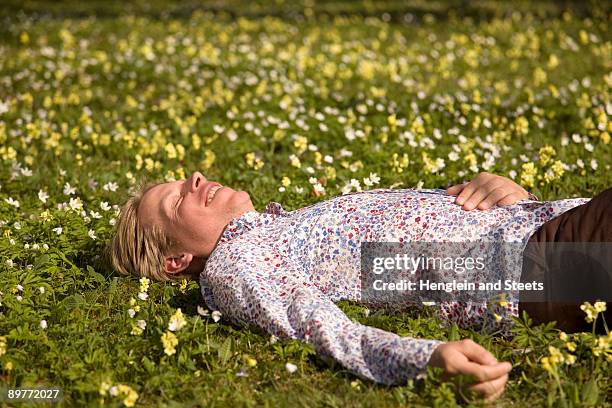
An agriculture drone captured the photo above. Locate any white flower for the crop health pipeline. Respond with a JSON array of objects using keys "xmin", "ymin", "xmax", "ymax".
[
  {"xmin": 227, "ymin": 129, "xmax": 238, "ymax": 141},
  {"xmin": 590, "ymin": 159, "xmax": 598, "ymax": 170},
  {"xmin": 52, "ymin": 227, "xmax": 63, "ymax": 235},
  {"xmin": 0, "ymin": 99, "xmax": 8, "ymax": 114},
  {"xmin": 128, "ymin": 308, "xmax": 136, "ymax": 318},
  {"xmin": 43, "ymin": 244, "xmax": 49, "ymax": 250},
  {"xmin": 4, "ymin": 197, "xmax": 19, "ymax": 208},
  {"xmin": 63, "ymin": 183, "xmax": 76, "ymax": 196},
  {"xmin": 137, "ymin": 292, "xmax": 148, "ymax": 301},
  {"xmin": 13, "ymin": 222, "xmax": 21, "ymax": 230},
  {"xmin": 16, "ymin": 295, "xmax": 22, "ymax": 301},
  {"xmin": 103, "ymin": 182, "xmax": 118, "ymax": 192},
  {"xmin": 16, "ymin": 284, "xmax": 23, "ymax": 291},
  {"xmin": 32, "ymin": 243, "xmax": 39, "ymax": 250},
  {"xmin": 39, "ymin": 286, "xmax": 45, "ymax": 294},
  {"xmin": 88, "ymin": 179, "xmax": 98, "ymax": 190},
  {"xmin": 136, "ymin": 320, "xmax": 146, "ymax": 330},
  {"xmin": 109, "ymin": 218, "xmax": 116, "ymax": 226},
  {"xmin": 197, "ymin": 306, "xmax": 209, "ymax": 317},
  {"xmin": 88, "ymin": 229, "xmax": 97, "ymax": 240},
  {"xmin": 109, "ymin": 386, "xmax": 119, "ymax": 397},
  {"xmin": 90, "ymin": 211, "xmax": 102, "ymax": 219},
  {"xmin": 313, "ymin": 183, "xmax": 325, "ymax": 195},
  {"xmin": 100, "ymin": 201, "xmax": 111, "ymax": 211},
  {"xmin": 285, "ymin": 362, "xmax": 298, "ymax": 373},
  {"xmin": 508, "ymin": 170, "xmax": 517, "ymax": 179},
  {"xmin": 69, "ymin": 197, "xmax": 83, "ymax": 211},
  {"xmin": 269, "ymin": 335, "xmax": 278, "ymax": 344},
  {"xmin": 38, "ymin": 190, "xmax": 49, "ymax": 203},
  {"xmin": 40, "ymin": 320, "xmax": 47, "ymax": 329},
  {"xmin": 211, "ymin": 310, "xmax": 222, "ymax": 322}
]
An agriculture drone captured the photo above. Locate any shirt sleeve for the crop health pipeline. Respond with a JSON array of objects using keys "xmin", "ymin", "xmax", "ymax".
[{"xmin": 202, "ymin": 242, "xmax": 445, "ymax": 386}]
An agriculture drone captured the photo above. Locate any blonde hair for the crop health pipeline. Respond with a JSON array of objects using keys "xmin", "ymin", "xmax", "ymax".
[{"xmin": 106, "ymin": 179, "xmax": 194, "ymax": 282}]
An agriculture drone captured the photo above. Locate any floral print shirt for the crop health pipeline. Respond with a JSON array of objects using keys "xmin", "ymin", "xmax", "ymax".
[{"xmin": 199, "ymin": 188, "xmax": 589, "ymax": 385}]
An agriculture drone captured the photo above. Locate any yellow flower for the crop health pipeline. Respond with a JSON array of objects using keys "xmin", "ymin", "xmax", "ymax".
[
  {"xmin": 161, "ymin": 331, "xmax": 178, "ymax": 356},
  {"xmin": 565, "ymin": 342, "xmax": 576, "ymax": 352},
  {"xmin": 390, "ymin": 153, "xmax": 409, "ymax": 173},
  {"xmin": 4, "ymin": 361, "xmax": 13, "ymax": 371},
  {"xmin": 541, "ymin": 356, "xmax": 554, "ymax": 374},
  {"xmin": 580, "ymin": 301, "xmax": 599, "ymax": 323},
  {"xmin": 201, "ymin": 150, "xmax": 216, "ymax": 170},
  {"xmin": 0, "ymin": 336, "xmax": 7, "ymax": 357},
  {"xmin": 548, "ymin": 346, "xmax": 564, "ymax": 365},
  {"xmin": 99, "ymin": 381, "xmax": 111, "ymax": 396},
  {"xmin": 39, "ymin": 210, "xmax": 53, "ymax": 223},
  {"xmin": 117, "ymin": 384, "xmax": 138, "ymax": 407},
  {"xmin": 281, "ymin": 177, "xmax": 291, "ymax": 187},
  {"xmin": 244, "ymin": 355, "xmax": 257, "ymax": 367},
  {"xmin": 168, "ymin": 308, "xmax": 187, "ymax": 332},
  {"xmin": 564, "ymin": 353, "xmax": 576, "ymax": 365},
  {"xmin": 538, "ymin": 146, "xmax": 556, "ymax": 166},
  {"xmin": 245, "ymin": 152, "xmax": 264, "ymax": 170},
  {"xmin": 592, "ymin": 333, "xmax": 611, "ymax": 360},
  {"xmin": 593, "ymin": 301, "xmax": 607, "ymax": 313},
  {"xmin": 559, "ymin": 331, "xmax": 568, "ymax": 341},
  {"xmin": 520, "ymin": 162, "xmax": 537, "ymax": 188},
  {"xmin": 515, "ymin": 116, "xmax": 529, "ymax": 136},
  {"xmin": 139, "ymin": 277, "xmax": 150, "ymax": 293},
  {"xmin": 293, "ymin": 136, "xmax": 308, "ymax": 155}
]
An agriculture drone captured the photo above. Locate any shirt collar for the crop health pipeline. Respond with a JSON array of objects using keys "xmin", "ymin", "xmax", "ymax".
[{"xmin": 218, "ymin": 201, "xmax": 287, "ymax": 243}]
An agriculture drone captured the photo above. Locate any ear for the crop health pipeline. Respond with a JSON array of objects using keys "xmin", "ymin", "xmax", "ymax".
[{"xmin": 164, "ymin": 252, "xmax": 194, "ymax": 274}]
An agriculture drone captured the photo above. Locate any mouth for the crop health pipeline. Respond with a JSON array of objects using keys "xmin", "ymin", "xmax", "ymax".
[{"xmin": 204, "ymin": 183, "xmax": 223, "ymax": 206}]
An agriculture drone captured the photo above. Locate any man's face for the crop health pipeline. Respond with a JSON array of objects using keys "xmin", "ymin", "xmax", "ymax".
[{"xmin": 138, "ymin": 171, "xmax": 255, "ymax": 262}]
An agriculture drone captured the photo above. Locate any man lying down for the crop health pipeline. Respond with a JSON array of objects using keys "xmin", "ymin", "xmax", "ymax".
[{"xmin": 107, "ymin": 170, "xmax": 612, "ymax": 402}]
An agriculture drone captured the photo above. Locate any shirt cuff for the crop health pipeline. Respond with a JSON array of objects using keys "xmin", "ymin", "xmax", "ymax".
[{"xmin": 527, "ymin": 192, "xmax": 540, "ymax": 201}]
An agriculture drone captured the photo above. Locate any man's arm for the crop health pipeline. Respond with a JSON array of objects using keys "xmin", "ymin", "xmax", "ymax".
[
  {"xmin": 203, "ymin": 243, "xmax": 442, "ymax": 385},
  {"xmin": 446, "ymin": 171, "xmax": 538, "ymax": 211},
  {"xmin": 203, "ymin": 243, "xmax": 510, "ymax": 399}
]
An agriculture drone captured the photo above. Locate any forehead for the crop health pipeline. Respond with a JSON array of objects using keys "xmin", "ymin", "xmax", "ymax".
[{"xmin": 139, "ymin": 181, "xmax": 180, "ymax": 225}]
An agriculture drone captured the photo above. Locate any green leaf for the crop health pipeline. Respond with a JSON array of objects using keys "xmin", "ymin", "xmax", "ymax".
[
  {"xmin": 581, "ymin": 378, "xmax": 599, "ymax": 405},
  {"xmin": 218, "ymin": 337, "xmax": 232, "ymax": 366},
  {"xmin": 86, "ymin": 265, "xmax": 106, "ymax": 284}
]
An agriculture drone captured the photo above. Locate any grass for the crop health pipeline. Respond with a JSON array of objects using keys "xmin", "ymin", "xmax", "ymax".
[{"xmin": 0, "ymin": 0, "xmax": 610, "ymax": 406}]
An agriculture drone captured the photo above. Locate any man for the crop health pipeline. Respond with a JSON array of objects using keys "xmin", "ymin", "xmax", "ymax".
[{"xmin": 108, "ymin": 170, "xmax": 611, "ymax": 402}]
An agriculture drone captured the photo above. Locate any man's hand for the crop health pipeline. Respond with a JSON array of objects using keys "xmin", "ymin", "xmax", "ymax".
[
  {"xmin": 428, "ymin": 339, "xmax": 512, "ymax": 402},
  {"xmin": 446, "ymin": 172, "xmax": 529, "ymax": 211}
]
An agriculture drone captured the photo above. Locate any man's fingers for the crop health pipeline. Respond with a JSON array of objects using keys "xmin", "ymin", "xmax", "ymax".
[
  {"xmin": 456, "ymin": 361, "xmax": 512, "ymax": 383},
  {"xmin": 476, "ymin": 188, "xmax": 514, "ymax": 210},
  {"xmin": 497, "ymin": 191, "xmax": 528, "ymax": 206},
  {"xmin": 469, "ymin": 373, "xmax": 508, "ymax": 401},
  {"xmin": 458, "ymin": 339, "xmax": 498, "ymax": 365},
  {"xmin": 447, "ymin": 182, "xmax": 467, "ymax": 195},
  {"xmin": 458, "ymin": 179, "xmax": 504, "ymax": 210}
]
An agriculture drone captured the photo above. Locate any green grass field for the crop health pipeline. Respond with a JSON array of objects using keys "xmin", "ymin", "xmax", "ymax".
[{"xmin": 0, "ymin": 1, "xmax": 610, "ymax": 406}]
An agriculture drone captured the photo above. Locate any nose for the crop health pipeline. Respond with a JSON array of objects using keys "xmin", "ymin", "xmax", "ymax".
[{"xmin": 188, "ymin": 171, "xmax": 206, "ymax": 193}]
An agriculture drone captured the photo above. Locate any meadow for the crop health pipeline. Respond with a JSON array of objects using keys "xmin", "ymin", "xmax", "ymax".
[{"xmin": 0, "ymin": 1, "xmax": 610, "ymax": 406}]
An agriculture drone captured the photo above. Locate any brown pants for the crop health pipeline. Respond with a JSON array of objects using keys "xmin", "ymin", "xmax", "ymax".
[{"xmin": 519, "ymin": 187, "xmax": 612, "ymax": 333}]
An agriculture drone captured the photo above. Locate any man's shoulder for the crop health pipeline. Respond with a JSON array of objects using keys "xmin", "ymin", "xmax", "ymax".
[{"xmin": 205, "ymin": 233, "xmax": 276, "ymax": 273}]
